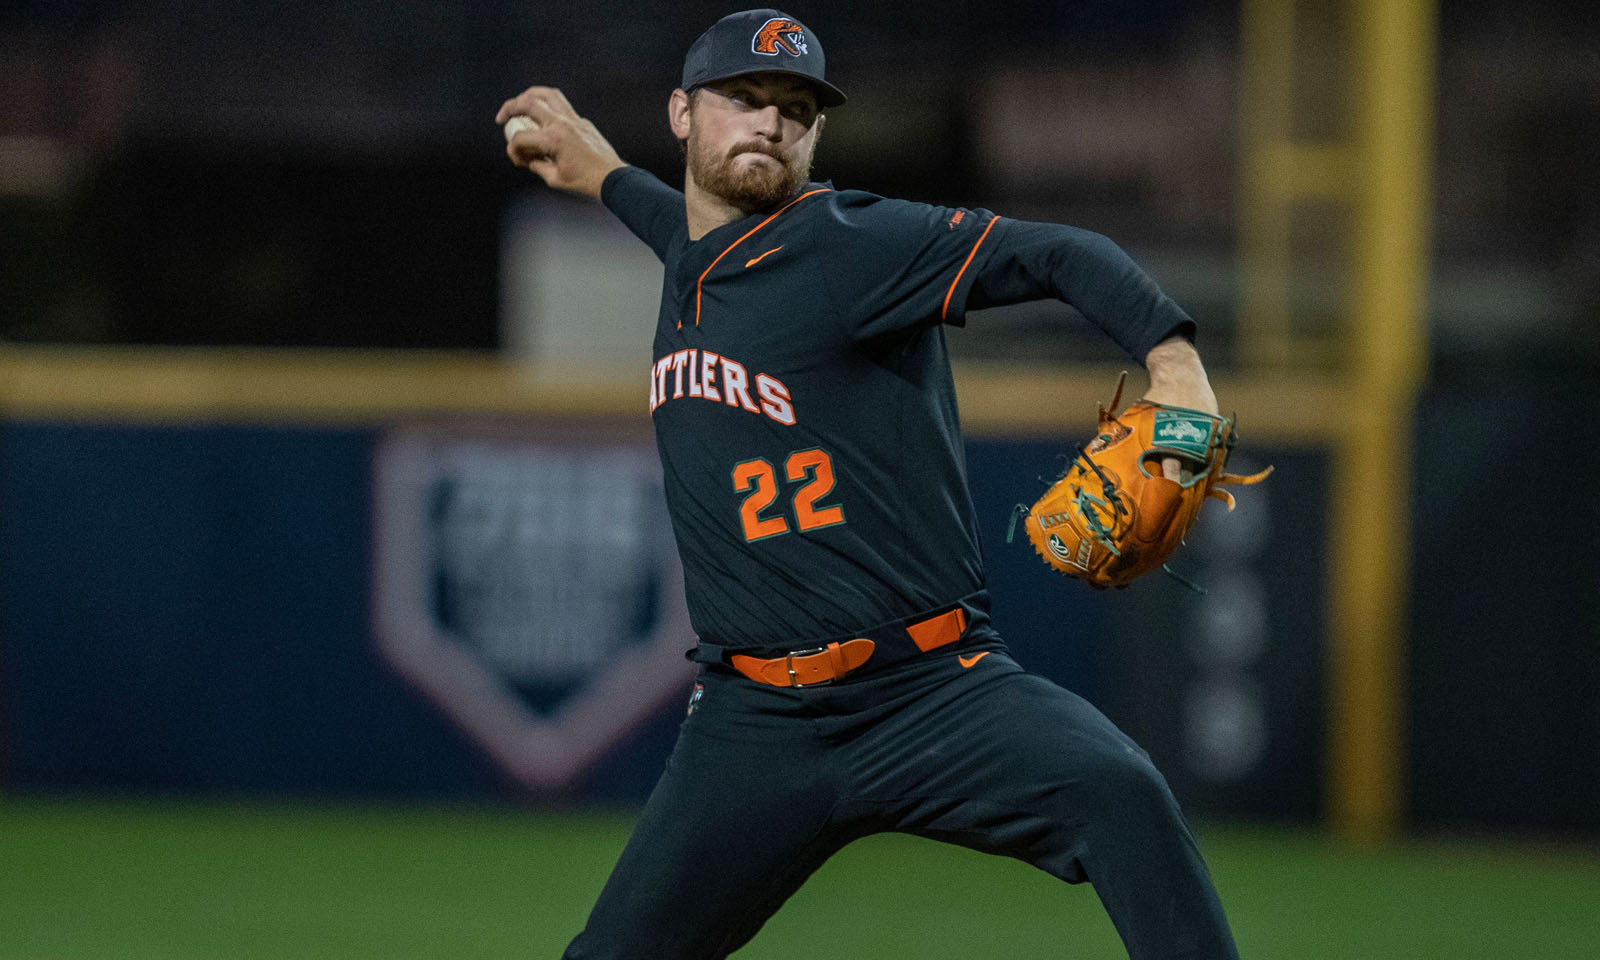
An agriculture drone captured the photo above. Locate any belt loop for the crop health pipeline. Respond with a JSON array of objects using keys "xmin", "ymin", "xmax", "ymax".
[
  {"xmin": 906, "ymin": 606, "xmax": 968, "ymax": 652},
  {"xmin": 826, "ymin": 641, "xmax": 848, "ymax": 678},
  {"xmin": 689, "ymin": 641, "xmax": 732, "ymax": 665}
]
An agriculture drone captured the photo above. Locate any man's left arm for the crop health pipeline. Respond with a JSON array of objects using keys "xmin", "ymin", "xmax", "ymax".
[
  {"xmin": 837, "ymin": 200, "xmax": 1197, "ymax": 370},
  {"xmin": 964, "ymin": 218, "xmax": 1220, "ymax": 480},
  {"xmin": 965, "ymin": 218, "xmax": 1197, "ymax": 368}
]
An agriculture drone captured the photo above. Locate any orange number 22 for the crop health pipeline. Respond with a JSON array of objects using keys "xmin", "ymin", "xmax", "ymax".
[{"xmin": 732, "ymin": 448, "xmax": 846, "ymax": 542}]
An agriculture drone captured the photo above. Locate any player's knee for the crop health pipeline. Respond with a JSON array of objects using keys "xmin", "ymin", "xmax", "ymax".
[{"xmin": 1077, "ymin": 742, "xmax": 1183, "ymax": 825}]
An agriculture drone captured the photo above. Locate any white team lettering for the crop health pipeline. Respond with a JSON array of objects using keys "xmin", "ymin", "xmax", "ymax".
[
  {"xmin": 720, "ymin": 358, "xmax": 759, "ymax": 412},
  {"xmin": 756, "ymin": 374, "xmax": 795, "ymax": 425},
  {"xmin": 651, "ymin": 355, "xmax": 673, "ymax": 411},
  {"xmin": 700, "ymin": 350, "xmax": 721, "ymax": 402},
  {"xmin": 670, "ymin": 350, "xmax": 691, "ymax": 398},
  {"xmin": 647, "ymin": 352, "xmax": 796, "ymax": 425}
]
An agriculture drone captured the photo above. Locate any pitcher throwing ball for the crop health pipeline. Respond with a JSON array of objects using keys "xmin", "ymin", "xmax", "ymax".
[{"xmin": 499, "ymin": 9, "xmax": 1241, "ymax": 959}]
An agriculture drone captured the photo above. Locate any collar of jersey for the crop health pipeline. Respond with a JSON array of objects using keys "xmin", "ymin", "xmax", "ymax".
[
  {"xmin": 685, "ymin": 180, "xmax": 834, "ymax": 248},
  {"xmin": 682, "ymin": 182, "xmax": 833, "ymax": 329}
]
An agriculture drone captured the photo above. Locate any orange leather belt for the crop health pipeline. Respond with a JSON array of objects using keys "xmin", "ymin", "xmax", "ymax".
[
  {"xmin": 727, "ymin": 606, "xmax": 968, "ymax": 687},
  {"xmin": 730, "ymin": 639, "xmax": 876, "ymax": 687}
]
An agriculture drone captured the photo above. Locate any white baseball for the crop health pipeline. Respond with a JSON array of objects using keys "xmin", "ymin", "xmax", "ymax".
[{"xmin": 503, "ymin": 115, "xmax": 538, "ymax": 142}]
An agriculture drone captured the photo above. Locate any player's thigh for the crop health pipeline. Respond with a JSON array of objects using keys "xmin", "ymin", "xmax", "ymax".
[
  {"xmin": 878, "ymin": 657, "xmax": 1151, "ymax": 793},
  {"xmin": 934, "ymin": 668, "xmax": 1235, "ymax": 957},
  {"xmin": 880, "ymin": 662, "xmax": 1182, "ymax": 867},
  {"xmin": 976, "ymin": 669, "xmax": 1181, "ymax": 825}
]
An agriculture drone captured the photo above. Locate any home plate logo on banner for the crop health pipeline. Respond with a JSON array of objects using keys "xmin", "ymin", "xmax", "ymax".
[{"xmin": 370, "ymin": 417, "xmax": 695, "ymax": 791}]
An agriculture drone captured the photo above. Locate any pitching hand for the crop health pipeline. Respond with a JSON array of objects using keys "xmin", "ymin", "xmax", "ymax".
[{"xmin": 496, "ymin": 86, "xmax": 627, "ymax": 199}]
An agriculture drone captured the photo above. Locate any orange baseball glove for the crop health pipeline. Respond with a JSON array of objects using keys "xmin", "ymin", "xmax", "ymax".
[{"xmin": 1009, "ymin": 373, "xmax": 1272, "ymax": 590}]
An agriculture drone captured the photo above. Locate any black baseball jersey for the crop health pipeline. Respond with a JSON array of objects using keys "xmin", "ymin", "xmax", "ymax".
[{"xmin": 601, "ymin": 166, "xmax": 1194, "ymax": 651}]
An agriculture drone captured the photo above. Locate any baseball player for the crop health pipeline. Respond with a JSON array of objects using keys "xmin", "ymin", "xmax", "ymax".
[{"xmin": 498, "ymin": 9, "xmax": 1239, "ymax": 959}]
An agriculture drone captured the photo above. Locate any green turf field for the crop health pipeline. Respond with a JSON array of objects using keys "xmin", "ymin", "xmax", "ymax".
[{"xmin": 2, "ymin": 797, "xmax": 1595, "ymax": 958}]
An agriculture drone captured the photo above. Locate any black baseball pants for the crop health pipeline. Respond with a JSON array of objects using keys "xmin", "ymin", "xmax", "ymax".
[{"xmin": 561, "ymin": 642, "xmax": 1240, "ymax": 959}]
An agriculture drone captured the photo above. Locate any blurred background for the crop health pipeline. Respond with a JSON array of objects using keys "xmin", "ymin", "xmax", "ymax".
[{"xmin": 2, "ymin": 1, "xmax": 1597, "ymax": 956}]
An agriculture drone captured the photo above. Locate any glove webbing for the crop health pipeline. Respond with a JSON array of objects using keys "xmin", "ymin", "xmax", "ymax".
[
  {"xmin": 1004, "ymin": 434, "xmax": 1124, "ymax": 546},
  {"xmin": 1072, "ymin": 441, "xmax": 1126, "ymax": 554}
]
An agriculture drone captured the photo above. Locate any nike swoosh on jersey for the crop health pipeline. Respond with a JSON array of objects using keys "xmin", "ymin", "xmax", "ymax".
[
  {"xmin": 744, "ymin": 246, "xmax": 783, "ymax": 268},
  {"xmin": 958, "ymin": 652, "xmax": 990, "ymax": 669}
]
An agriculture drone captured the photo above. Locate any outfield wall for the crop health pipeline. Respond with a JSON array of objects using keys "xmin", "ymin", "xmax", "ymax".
[
  {"xmin": 0, "ymin": 352, "xmax": 1594, "ymax": 833},
  {"xmin": 0, "ymin": 414, "xmax": 1315, "ymax": 811}
]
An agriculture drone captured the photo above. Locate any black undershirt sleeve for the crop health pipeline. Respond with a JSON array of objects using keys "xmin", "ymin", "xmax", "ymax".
[{"xmin": 966, "ymin": 218, "xmax": 1196, "ymax": 365}]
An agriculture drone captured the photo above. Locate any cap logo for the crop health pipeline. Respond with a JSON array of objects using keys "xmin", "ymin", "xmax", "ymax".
[{"xmin": 752, "ymin": 17, "xmax": 808, "ymax": 56}]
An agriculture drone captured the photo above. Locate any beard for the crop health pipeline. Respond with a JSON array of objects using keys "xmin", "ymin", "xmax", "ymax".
[{"xmin": 687, "ymin": 134, "xmax": 812, "ymax": 214}]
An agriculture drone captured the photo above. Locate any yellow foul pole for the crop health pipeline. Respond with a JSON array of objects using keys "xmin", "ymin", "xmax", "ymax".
[
  {"xmin": 1239, "ymin": 0, "xmax": 1435, "ymax": 841},
  {"xmin": 1328, "ymin": 0, "xmax": 1436, "ymax": 842}
]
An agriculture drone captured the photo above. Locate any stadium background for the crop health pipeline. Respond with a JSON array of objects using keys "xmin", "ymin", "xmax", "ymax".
[{"xmin": 2, "ymin": 0, "xmax": 1596, "ymax": 956}]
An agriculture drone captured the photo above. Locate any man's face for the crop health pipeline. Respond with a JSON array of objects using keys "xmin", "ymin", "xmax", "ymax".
[{"xmin": 679, "ymin": 73, "xmax": 824, "ymax": 213}]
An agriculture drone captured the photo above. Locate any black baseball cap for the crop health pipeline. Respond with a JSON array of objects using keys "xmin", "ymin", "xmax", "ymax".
[{"xmin": 680, "ymin": 9, "xmax": 846, "ymax": 108}]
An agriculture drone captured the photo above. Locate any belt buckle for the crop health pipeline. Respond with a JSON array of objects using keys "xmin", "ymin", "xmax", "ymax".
[{"xmin": 785, "ymin": 645, "xmax": 830, "ymax": 687}]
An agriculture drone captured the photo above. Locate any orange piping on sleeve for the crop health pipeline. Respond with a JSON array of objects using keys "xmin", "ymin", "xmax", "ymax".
[
  {"xmin": 941, "ymin": 215, "xmax": 1001, "ymax": 321},
  {"xmin": 689, "ymin": 188, "xmax": 833, "ymax": 329}
]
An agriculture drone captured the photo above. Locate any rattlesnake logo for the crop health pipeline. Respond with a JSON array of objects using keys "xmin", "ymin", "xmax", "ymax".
[{"xmin": 751, "ymin": 17, "xmax": 808, "ymax": 56}]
